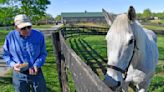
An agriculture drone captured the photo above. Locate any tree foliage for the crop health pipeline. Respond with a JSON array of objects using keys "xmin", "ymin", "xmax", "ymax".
[
  {"xmin": 0, "ymin": 7, "xmax": 20, "ymax": 26},
  {"xmin": 0, "ymin": 0, "xmax": 51, "ymax": 26},
  {"xmin": 0, "ymin": 0, "xmax": 5, "ymax": 3},
  {"xmin": 153, "ymin": 12, "xmax": 164, "ymax": 19},
  {"xmin": 19, "ymin": 0, "xmax": 50, "ymax": 18},
  {"xmin": 55, "ymin": 15, "xmax": 61, "ymax": 22},
  {"xmin": 36, "ymin": 14, "xmax": 54, "ymax": 25},
  {"xmin": 143, "ymin": 9, "xmax": 152, "ymax": 19},
  {"xmin": 136, "ymin": 13, "xmax": 143, "ymax": 19},
  {"xmin": 136, "ymin": 9, "xmax": 164, "ymax": 20}
]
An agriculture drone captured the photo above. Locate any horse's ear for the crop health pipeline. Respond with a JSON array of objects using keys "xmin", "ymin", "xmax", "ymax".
[
  {"xmin": 102, "ymin": 8, "xmax": 115, "ymax": 25},
  {"xmin": 128, "ymin": 6, "xmax": 136, "ymax": 21}
]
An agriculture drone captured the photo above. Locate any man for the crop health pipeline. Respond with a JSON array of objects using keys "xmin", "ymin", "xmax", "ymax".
[{"xmin": 3, "ymin": 14, "xmax": 47, "ymax": 92}]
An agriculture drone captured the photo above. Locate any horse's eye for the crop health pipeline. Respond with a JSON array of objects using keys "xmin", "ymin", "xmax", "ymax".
[{"xmin": 128, "ymin": 39, "xmax": 134, "ymax": 45}]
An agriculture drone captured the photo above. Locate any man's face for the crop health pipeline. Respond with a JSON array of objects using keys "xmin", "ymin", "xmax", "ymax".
[{"xmin": 17, "ymin": 26, "xmax": 32, "ymax": 37}]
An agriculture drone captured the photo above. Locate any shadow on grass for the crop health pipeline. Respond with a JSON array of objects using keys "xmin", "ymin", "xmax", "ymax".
[
  {"xmin": 69, "ymin": 37, "xmax": 107, "ymax": 76},
  {"xmin": 158, "ymin": 47, "xmax": 164, "ymax": 60},
  {"xmin": 0, "ymin": 76, "xmax": 12, "ymax": 84},
  {"xmin": 79, "ymin": 39, "xmax": 107, "ymax": 75},
  {"xmin": 70, "ymin": 37, "xmax": 99, "ymax": 75},
  {"xmin": 81, "ymin": 39, "xmax": 107, "ymax": 63},
  {"xmin": 76, "ymin": 38, "xmax": 100, "ymax": 75}
]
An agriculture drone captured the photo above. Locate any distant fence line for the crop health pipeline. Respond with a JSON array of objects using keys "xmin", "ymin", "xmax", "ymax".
[
  {"xmin": 52, "ymin": 26, "xmax": 113, "ymax": 92},
  {"xmin": 0, "ymin": 26, "xmax": 13, "ymax": 31},
  {"xmin": 63, "ymin": 25, "xmax": 109, "ymax": 36},
  {"xmin": 61, "ymin": 25, "xmax": 164, "ymax": 35},
  {"xmin": 153, "ymin": 30, "xmax": 164, "ymax": 35}
]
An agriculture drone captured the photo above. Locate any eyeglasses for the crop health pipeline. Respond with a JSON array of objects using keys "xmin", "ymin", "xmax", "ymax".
[{"xmin": 20, "ymin": 26, "xmax": 31, "ymax": 31}]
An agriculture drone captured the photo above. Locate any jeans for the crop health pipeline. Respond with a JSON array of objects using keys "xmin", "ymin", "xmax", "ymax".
[{"xmin": 12, "ymin": 69, "xmax": 46, "ymax": 92}]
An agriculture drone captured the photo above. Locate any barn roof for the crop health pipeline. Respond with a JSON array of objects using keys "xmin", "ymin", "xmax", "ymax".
[{"xmin": 61, "ymin": 12, "xmax": 104, "ymax": 18}]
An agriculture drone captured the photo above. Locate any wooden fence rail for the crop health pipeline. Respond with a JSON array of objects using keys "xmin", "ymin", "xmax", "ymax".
[
  {"xmin": 52, "ymin": 32, "xmax": 70, "ymax": 92},
  {"xmin": 52, "ymin": 26, "xmax": 113, "ymax": 92},
  {"xmin": 51, "ymin": 26, "xmax": 164, "ymax": 92}
]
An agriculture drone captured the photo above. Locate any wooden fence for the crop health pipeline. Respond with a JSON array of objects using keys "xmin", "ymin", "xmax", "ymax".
[{"xmin": 52, "ymin": 26, "xmax": 113, "ymax": 92}]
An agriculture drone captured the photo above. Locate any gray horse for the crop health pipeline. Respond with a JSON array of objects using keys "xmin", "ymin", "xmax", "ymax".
[{"xmin": 103, "ymin": 6, "xmax": 158, "ymax": 92}]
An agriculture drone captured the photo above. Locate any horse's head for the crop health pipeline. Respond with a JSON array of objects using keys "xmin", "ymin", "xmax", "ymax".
[{"xmin": 103, "ymin": 6, "xmax": 137, "ymax": 90}]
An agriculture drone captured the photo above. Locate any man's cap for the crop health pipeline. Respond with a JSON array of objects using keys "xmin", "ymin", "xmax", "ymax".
[{"xmin": 14, "ymin": 14, "xmax": 32, "ymax": 29}]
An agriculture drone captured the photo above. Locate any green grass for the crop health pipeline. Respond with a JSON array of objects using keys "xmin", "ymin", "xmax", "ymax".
[
  {"xmin": 0, "ymin": 30, "xmax": 13, "ymax": 92},
  {"xmin": 0, "ymin": 69, "xmax": 14, "ymax": 92},
  {"xmin": 0, "ymin": 28, "xmax": 63, "ymax": 91},
  {"xmin": 74, "ymin": 23, "xmax": 108, "ymax": 28},
  {"xmin": 33, "ymin": 24, "xmax": 54, "ymax": 30},
  {"xmin": 157, "ymin": 35, "xmax": 164, "ymax": 60},
  {"xmin": 67, "ymin": 35, "xmax": 107, "ymax": 80},
  {"xmin": 0, "ymin": 35, "xmax": 61, "ymax": 92},
  {"xmin": 148, "ymin": 76, "xmax": 164, "ymax": 92},
  {"xmin": 0, "ymin": 29, "xmax": 163, "ymax": 91},
  {"xmin": 44, "ymin": 36, "xmax": 75, "ymax": 92},
  {"xmin": 144, "ymin": 25, "xmax": 164, "ymax": 30},
  {"xmin": 43, "ymin": 37, "xmax": 61, "ymax": 92},
  {"xmin": 66, "ymin": 34, "xmax": 164, "ymax": 92},
  {"xmin": 0, "ymin": 34, "xmax": 75, "ymax": 92},
  {"xmin": 150, "ymin": 19, "xmax": 164, "ymax": 25},
  {"xmin": 0, "ymin": 30, "xmax": 9, "ymax": 46}
]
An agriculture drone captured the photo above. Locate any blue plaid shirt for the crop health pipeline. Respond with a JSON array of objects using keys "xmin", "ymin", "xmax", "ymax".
[{"xmin": 3, "ymin": 29, "xmax": 47, "ymax": 68}]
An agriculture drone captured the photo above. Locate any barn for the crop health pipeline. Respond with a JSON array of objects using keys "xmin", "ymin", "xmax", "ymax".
[{"xmin": 61, "ymin": 11, "xmax": 107, "ymax": 24}]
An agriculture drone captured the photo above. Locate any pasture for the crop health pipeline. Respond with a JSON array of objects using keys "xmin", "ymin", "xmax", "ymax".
[
  {"xmin": 67, "ymin": 34, "xmax": 164, "ymax": 92},
  {"xmin": 144, "ymin": 25, "xmax": 164, "ymax": 31},
  {"xmin": 0, "ymin": 29, "xmax": 163, "ymax": 92}
]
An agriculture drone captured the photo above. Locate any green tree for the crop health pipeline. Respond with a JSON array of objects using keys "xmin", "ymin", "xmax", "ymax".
[
  {"xmin": 143, "ymin": 9, "xmax": 152, "ymax": 19},
  {"xmin": 55, "ymin": 15, "xmax": 61, "ymax": 22},
  {"xmin": 19, "ymin": 0, "xmax": 51, "ymax": 22},
  {"xmin": 155, "ymin": 12, "xmax": 164, "ymax": 19},
  {"xmin": 0, "ymin": 0, "xmax": 6, "ymax": 3},
  {"xmin": 1, "ymin": 0, "xmax": 51, "ymax": 25},
  {"xmin": 35, "ymin": 13, "xmax": 54, "ymax": 25},
  {"xmin": 0, "ymin": 6, "xmax": 20, "ymax": 26},
  {"xmin": 44, "ymin": 14, "xmax": 54, "ymax": 24},
  {"xmin": 136, "ymin": 13, "xmax": 143, "ymax": 20}
]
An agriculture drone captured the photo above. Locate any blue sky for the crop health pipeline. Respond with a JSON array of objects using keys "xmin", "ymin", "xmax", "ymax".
[{"xmin": 46, "ymin": 0, "xmax": 164, "ymax": 17}]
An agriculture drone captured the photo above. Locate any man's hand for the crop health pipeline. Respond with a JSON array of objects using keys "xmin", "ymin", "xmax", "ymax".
[
  {"xmin": 13, "ymin": 64, "xmax": 21, "ymax": 72},
  {"xmin": 34, "ymin": 66, "xmax": 38, "ymax": 74},
  {"xmin": 29, "ymin": 66, "xmax": 38, "ymax": 75}
]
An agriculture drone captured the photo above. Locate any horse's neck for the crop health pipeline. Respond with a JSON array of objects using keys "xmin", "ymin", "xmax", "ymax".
[
  {"xmin": 131, "ymin": 22, "xmax": 148, "ymax": 62},
  {"xmin": 130, "ymin": 22, "xmax": 158, "ymax": 73}
]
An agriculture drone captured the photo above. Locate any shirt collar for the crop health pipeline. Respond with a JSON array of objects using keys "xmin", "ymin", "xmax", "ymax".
[{"xmin": 14, "ymin": 29, "xmax": 32, "ymax": 38}]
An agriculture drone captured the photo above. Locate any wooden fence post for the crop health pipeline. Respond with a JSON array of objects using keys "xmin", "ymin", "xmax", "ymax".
[
  {"xmin": 52, "ymin": 32, "xmax": 62, "ymax": 91},
  {"xmin": 52, "ymin": 26, "xmax": 114, "ymax": 92},
  {"xmin": 52, "ymin": 32, "xmax": 70, "ymax": 92}
]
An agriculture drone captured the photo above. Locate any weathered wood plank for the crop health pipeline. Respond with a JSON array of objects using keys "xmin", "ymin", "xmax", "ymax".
[
  {"xmin": 52, "ymin": 32, "xmax": 70, "ymax": 92},
  {"xmin": 59, "ymin": 32, "xmax": 113, "ymax": 92}
]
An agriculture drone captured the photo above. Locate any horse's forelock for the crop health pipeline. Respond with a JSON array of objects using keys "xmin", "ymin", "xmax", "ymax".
[{"xmin": 110, "ymin": 14, "xmax": 132, "ymax": 34}]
